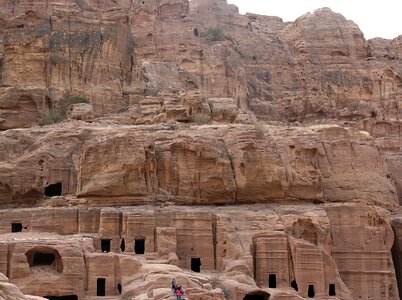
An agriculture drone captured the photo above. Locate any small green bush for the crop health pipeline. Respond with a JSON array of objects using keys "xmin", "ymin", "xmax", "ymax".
[
  {"xmin": 220, "ymin": 287, "xmax": 231, "ymax": 300},
  {"xmin": 253, "ymin": 120, "xmax": 265, "ymax": 137},
  {"xmin": 193, "ymin": 113, "xmax": 210, "ymax": 125},
  {"xmin": 206, "ymin": 27, "xmax": 225, "ymax": 42},
  {"xmin": 66, "ymin": 96, "xmax": 89, "ymax": 104},
  {"xmin": 41, "ymin": 109, "xmax": 62, "ymax": 125},
  {"xmin": 129, "ymin": 95, "xmax": 144, "ymax": 105}
]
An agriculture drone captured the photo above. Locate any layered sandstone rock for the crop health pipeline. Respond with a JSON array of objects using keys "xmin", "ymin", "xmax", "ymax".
[
  {"xmin": 1, "ymin": 1, "xmax": 402, "ymax": 300},
  {"xmin": 0, "ymin": 0, "xmax": 401, "ymax": 128},
  {"xmin": 0, "ymin": 203, "xmax": 399, "ymax": 300},
  {"xmin": 0, "ymin": 123, "xmax": 397, "ymax": 209}
]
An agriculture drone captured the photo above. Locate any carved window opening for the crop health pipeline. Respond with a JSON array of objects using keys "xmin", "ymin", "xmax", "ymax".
[
  {"xmin": 308, "ymin": 285, "xmax": 315, "ymax": 298},
  {"xmin": 26, "ymin": 247, "xmax": 63, "ymax": 273},
  {"xmin": 101, "ymin": 239, "xmax": 111, "ymax": 253},
  {"xmin": 134, "ymin": 239, "xmax": 145, "ymax": 254},
  {"xmin": 329, "ymin": 284, "xmax": 336, "ymax": 296},
  {"xmin": 33, "ymin": 252, "xmax": 55, "ymax": 265},
  {"xmin": 12, "ymin": 222, "xmax": 23, "ymax": 232},
  {"xmin": 194, "ymin": 28, "xmax": 199, "ymax": 37},
  {"xmin": 45, "ymin": 182, "xmax": 62, "ymax": 197},
  {"xmin": 44, "ymin": 296, "xmax": 78, "ymax": 300},
  {"xmin": 191, "ymin": 257, "xmax": 201, "ymax": 272},
  {"xmin": 268, "ymin": 274, "xmax": 276, "ymax": 288},
  {"xmin": 291, "ymin": 279, "xmax": 298, "ymax": 291},
  {"xmin": 97, "ymin": 278, "xmax": 106, "ymax": 296},
  {"xmin": 120, "ymin": 238, "xmax": 125, "ymax": 252},
  {"xmin": 117, "ymin": 284, "xmax": 122, "ymax": 294}
]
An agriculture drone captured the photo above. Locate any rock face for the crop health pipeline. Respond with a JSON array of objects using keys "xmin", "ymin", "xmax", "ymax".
[
  {"xmin": 1, "ymin": 1, "xmax": 402, "ymax": 300},
  {"xmin": 0, "ymin": 0, "xmax": 401, "ymax": 128},
  {"xmin": 0, "ymin": 124, "xmax": 397, "ymax": 208}
]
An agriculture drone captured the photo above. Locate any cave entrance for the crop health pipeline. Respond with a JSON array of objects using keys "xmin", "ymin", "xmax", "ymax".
[
  {"xmin": 101, "ymin": 239, "xmax": 111, "ymax": 253},
  {"xmin": 243, "ymin": 292, "xmax": 269, "ymax": 300},
  {"xmin": 308, "ymin": 285, "xmax": 315, "ymax": 298},
  {"xmin": 329, "ymin": 284, "xmax": 336, "ymax": 296},
  {"xmin": 44, "ymin": 296, "xmax": 78, "ymax": 300},
  {"xmin": 134, "ymin": 239, "xmax": 145, "ymax": 254},
  {"xmin": 45, "ymin": 182, "xmax": 62, "ymax": 197},
  {"xmin": 97, "ymin": 278, "xmax": 106, "ymax": 296},
  {"xmin": 268, "ymin": 274, "xmax": 276, "ymax": 288},
  {"xmin": 291, "ymin": 280, "xmax": 298, "ymax": 291},
  {"xmin": 120, "ymin": 238, "xmax": 125, "ymax": 252},
  {"xmin": 191, "ymin": 257, "xmax": 201, "ymax": 272},
  {"xmin": 117, "ymin": 284, "xmax": 122, "ymax": 294},
  {"xmin": 12, "ymin": 223, "xmax": 23, "ymax": 233}
]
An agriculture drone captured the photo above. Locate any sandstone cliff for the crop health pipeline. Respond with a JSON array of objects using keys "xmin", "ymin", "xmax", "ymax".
[
  {"xmin": 1, "ymin": 1, "xmax": 402, "ymax": 300},
  {"xmin": 0, "ymin": 0, "xmax": 401, "ymax": 129}
]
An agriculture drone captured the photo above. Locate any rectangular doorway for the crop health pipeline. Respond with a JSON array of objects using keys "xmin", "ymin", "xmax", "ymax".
[
  {"xmin": 97, "ymin": 278, "xmax": 106, "ymax": 296},
  {"xmin": 101, "ymin": 239, "xmax": 111, "ymax": 253},
  {"xmin": 134, "ymin": 239, "xmax": 145, "ymax": 254},
  {"xmin": 191, "ymin": 257, "xmax": 201, "ymax": 272}
]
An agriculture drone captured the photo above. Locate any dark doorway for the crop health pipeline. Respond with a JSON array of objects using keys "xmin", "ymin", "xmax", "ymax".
[
  {"xmin": 120, "ymin": 239, "xmax": 125, "ymax": 252},
  {"xmin": 194, "ymin": 28, "xmax": 199, "ymax": 37},
  {"xmin": 45, "ymin": 182, "xmax": 62, "ymax": 197},
  {"xmin": 329, "ymin": 284, "xmax": 336, "ymax": 296},
  {"xmin": 44, "ymin": 296, "xmax": 78, "ymax": 300},
  {"xmin": 134, "ymin": 239, "xmax": 145, "ymax": 254},
  {"xmin": 117, "ymin": 284, "xmax": 122, "ymax": 294},
  {"xmin": 33, "ymin": 252, "xmax": 55, "ymax": 266},
  {"xmin": 291, "ymin": 280, "xmax": 298, "ymax": 291},
  {"xmin": 12, "ymin": 223, "xmax": 23, "ymax": 232},
  {"xmin": 191, "ymin": 257, "xmax": 201, "ymax": 272},
  {"xmin": 243, "ymin": 294, "xmax": 267, "ymax": 300},
  {"xmin": 268, "ymin": 274, "xmax": 276, "ymax": 288},
  {"xmin": 97, "ymin": 278, "xmax": 106, "ymax": 296},
  {"xmin": 308, "ymin": 285, "xmax": 315, "ymax": 298},
  {"xmin": 101, "ymin": 239, "xmax": 111, "ymax": 253}
]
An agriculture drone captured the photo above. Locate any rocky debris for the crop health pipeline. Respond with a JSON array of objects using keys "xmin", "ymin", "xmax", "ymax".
[{"xmin": 66, "ymin": 103, "xmax": 94, "ymax": 122}]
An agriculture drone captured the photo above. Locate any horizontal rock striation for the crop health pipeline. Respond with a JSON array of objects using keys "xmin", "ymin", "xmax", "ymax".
[
  {"xmin": 0, "ymin": 123, "xmax": 398, "ymax": 208},
  {"xmin": 1, "ymin": 1, "xmax": 402, "ymax": 300},
  {"xmin": 0, "ymin": 0, "xmax": 401, "ymax": 129}
]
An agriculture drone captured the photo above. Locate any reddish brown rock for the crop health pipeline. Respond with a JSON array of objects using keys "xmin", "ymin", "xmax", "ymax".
[
  {"xmin": 0, "ymin": 1, "xmax": 402, "ymax": 300},
  {"xmin": 0, "ymin": 0, "xmax": 401, "ymax": 127}
]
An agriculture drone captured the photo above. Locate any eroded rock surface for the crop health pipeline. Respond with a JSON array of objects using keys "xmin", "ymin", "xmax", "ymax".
[
  {"xmin": 1, "ymin": 1, "xmax": 402, "ymax": 300},
  {"xmin": 0, "ymin": 0, "xmax": 401, "ymax": 128},
  {"xmin": 0, "ymin": 123, "xmax": 397, "ymax": 209}
]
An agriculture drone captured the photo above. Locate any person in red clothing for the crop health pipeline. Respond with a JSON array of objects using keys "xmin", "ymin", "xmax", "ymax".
[{"xmin": 175, "ymin": 286, "xmax": 182, "ymax": 300}]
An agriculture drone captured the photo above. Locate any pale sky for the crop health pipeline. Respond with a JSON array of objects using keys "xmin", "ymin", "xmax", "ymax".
[{"xmin": 227, "ymin": 0, "xmax": 402, "ymax": 40}]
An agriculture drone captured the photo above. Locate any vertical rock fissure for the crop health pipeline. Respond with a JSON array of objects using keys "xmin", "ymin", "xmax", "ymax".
[{"xmin": 391, "ymin": 224, "xmax": 402, "ymax": 300}]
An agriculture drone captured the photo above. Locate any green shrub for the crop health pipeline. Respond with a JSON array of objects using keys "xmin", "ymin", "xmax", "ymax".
[
  {"xmin": 253, "ymin": 120, "xmax": 265, "ymax": 137},
  {"xmin": 66, "ymin": 96, "xmax": 89, "ymax": 104},
  {"xmin": 193, "ymin": 113, "xmax": 210, "ymax": 125},
  {"xmin": 220, "ymin": 287, "xmax": 231, "ymax": 299},
  {"xmin": 41, "ymin": 109, "xmax": 62, "ymax": 125},
  {"xmin": 206, "ymin": 27, "xmax": 225, "ymax": 42},
  {"xmin": 129, "ymin": 95, "xmax": 144, "ymax": 105},
  {"xmin": 122, "ymin": 292, "xmax": 134, "ymax": 300}
]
